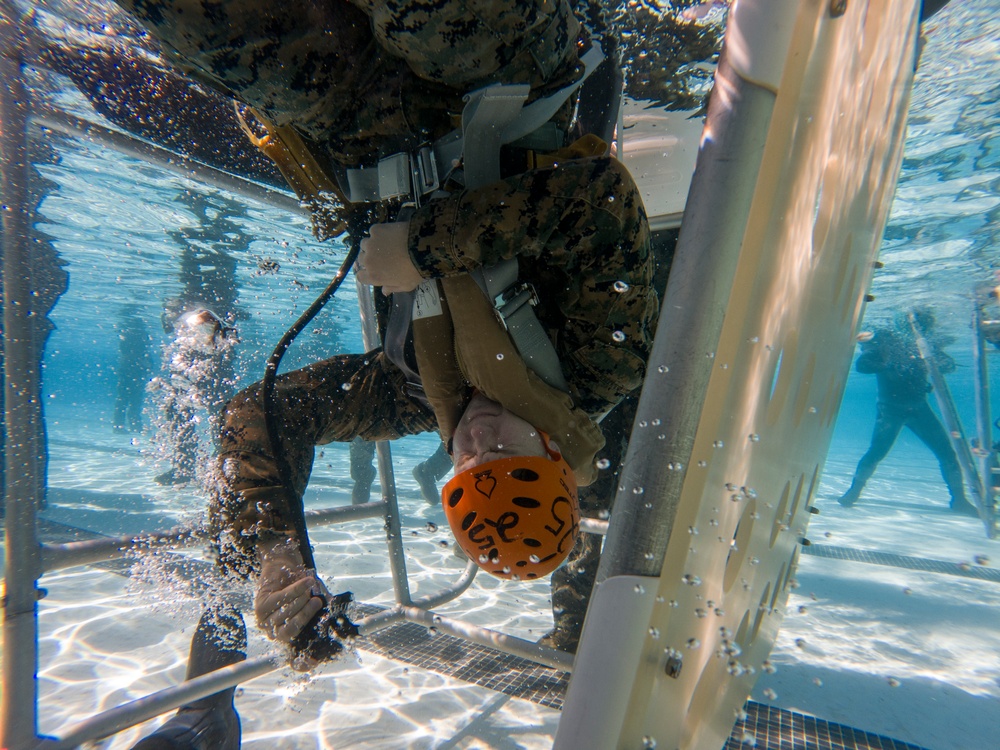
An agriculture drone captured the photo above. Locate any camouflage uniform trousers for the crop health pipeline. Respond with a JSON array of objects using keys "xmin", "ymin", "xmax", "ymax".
[
  {"xmin": 113, "ymin": 0, "xmax": 583, "ymax": 169},
  {"xmin": 212, "ymin": 350, "xmax": 436, "ymax": 574}
]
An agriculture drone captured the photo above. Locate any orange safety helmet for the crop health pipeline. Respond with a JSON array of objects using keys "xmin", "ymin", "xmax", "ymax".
[{"xmin": 441, "ymin": 436, "xmax": 580, "ymax": 580}]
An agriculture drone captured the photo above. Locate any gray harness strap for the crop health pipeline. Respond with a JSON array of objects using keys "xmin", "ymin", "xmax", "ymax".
[
  {"xmin": 471, "ymin": 261, "xmax": 570, "ymax": 394},
  {"xmin": 343, "ymin": 45, "xmax": 605, "ymax": 205}
]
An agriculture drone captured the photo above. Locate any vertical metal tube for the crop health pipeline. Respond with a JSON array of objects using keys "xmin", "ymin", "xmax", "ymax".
[
  {"xmin": 972, "ymin": 306, "xmax": 996, "ymax": 535},
  {"xmin": 1, "ymin": 4, "xmax": 43, "ymax": 746},
  {"xmin": 355, "ymin": 279, "xmax": 411, "ymax": 604},
  {"xmin": 597, "ymin": 55, "xmax": 776, "ymax": 581}
]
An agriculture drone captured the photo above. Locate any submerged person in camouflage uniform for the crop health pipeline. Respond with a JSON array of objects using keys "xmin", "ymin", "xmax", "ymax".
[{"xmin": 115, "ymin": 1, "xmax": 661, "ymax": 747}]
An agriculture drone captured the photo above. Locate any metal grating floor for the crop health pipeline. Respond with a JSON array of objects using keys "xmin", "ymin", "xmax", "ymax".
[{"xmin": 802, "ymin": 543, "xmax": 1000, "ymax": 583}]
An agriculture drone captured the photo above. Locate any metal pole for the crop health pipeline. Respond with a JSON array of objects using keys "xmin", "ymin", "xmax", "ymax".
[
  {"xmin": 31, "ymin": 110, "xmax": 305, "ymax": 218},
  {"xmin": 971, "ymin": 304, "xmax": 997, "ymax": 536},
  {"xmin": 356, "ymin": 279, "xmax": 412, "ymax": 604},
  {"xmin": 37, "ymin": 656, "xmax": 278, "ymax": 750},
  {"xmin": 1, "ymin": 4, "xmax": 43, "ymax": 746},
  {"xmin": 596, "ymin": 54, "xmax": 777, "ymax": 581}
]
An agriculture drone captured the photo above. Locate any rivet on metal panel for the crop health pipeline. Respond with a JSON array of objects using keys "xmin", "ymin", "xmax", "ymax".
[{"xmin": 830, "ymin": 0, "xmax": 848, "ymax": 17}]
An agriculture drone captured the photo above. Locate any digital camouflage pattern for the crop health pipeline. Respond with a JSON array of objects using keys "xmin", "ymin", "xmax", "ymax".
[{"xmin": 115, "ymin": 0, "xmax": 583, "ymax": 168}]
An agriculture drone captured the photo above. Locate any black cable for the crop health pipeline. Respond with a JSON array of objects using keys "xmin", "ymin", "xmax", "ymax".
[
  {"xmin": 261, "ymin": 233, "xmax": 362, "ymax": 569},
  {"xmin": 257, "ymin": 227, "xmax": 367, "ymax": 662}
]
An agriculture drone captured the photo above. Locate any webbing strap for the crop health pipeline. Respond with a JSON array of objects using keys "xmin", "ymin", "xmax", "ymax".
[
  {"xmin": 461, "ymin": 84, "xmax": 532, "ymax": 189},
  {"xmin": 344, "ymin": 45, "xmax": 605, "ymax": 203},
  {"xmin": 471, "ymin": 260, "xmax": 570, "ymax": 394}
]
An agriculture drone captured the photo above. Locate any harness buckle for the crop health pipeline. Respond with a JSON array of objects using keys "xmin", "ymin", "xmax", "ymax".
[
  {"xmin": 492, "ymin": 282, "xmax": 539, "ymax": 331},
  {"xmin": 412, "ymin": 145, "xmax": 440, "ymax": 199}
]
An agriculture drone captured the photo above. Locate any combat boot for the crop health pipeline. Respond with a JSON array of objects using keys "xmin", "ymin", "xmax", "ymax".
[{"xmin": 132, "ymin": 610, "xmax": 245, "ymax": 750}]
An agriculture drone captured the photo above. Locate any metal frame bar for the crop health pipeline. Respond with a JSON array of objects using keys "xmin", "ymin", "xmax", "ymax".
[
  {"xmin": 972, "ymin": 300, "xmax": 998, "ymax": 536},
  {"xmin": 1, "ymin": 4, "xmax": 45, "ymax": 746}
]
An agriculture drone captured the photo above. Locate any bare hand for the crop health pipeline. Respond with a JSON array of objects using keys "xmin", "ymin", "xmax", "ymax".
[
  {"xmin": 356, "ymin": 220, "xmax": 423, "ymax": 295},
  {"xmin": 254, "ymin": 539, "xmax": 325, "ymax": 648}
]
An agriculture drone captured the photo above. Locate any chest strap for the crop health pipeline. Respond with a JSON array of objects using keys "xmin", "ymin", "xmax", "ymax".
[
  {"xmin": 343, "ymin": 44, "xmax": 605, "ymax": 204},
  {"xmin": 470, "ymin": 260, "xmax": 570, "ymax": 394}
]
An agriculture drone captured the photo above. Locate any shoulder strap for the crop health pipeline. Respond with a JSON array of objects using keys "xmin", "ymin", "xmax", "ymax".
[{"xmin": 470, "ymin": 260, "xmax": 570, "ymax": 394}]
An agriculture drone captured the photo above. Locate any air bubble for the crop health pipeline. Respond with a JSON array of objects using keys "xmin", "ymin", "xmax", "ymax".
[
  {"xmin": 641, "ymin": 736, "xmax": 656, "ymax": 749},
  {"xmin": 426, "ymin": 522, "xmax": 438, "ymax": 532},
  {"xmin": 686, "ymin": 638, "xmax": 701, "ymax": 649},
  {"xmin": 648, "ymin": 627, "xmax": 660, "ymax": 639},
  {"xmin": 887, "ymin": 677, "xmax": 901, "ymax": 688},
  {"xmin": 341, "ymin": 382, "xmax": 353, "ymax": 391},
  {"xmin": 496, "ymin": 353, "xmax": 504, "ymax": 360},
  {"xmin": 612, "ymin": 330, "xmax": 626, "ymax": 342},
  {"xmin": 478, "ymin": 554, "xmax": 488, "ymax": 564},
  {"xmin": 697, "ymin": 460, "xmax": 708, "ymax": 468},
  {"xmin": 749, "ymin": 433, "xmax": 760, "ymax": 442},
  {"xmin": 657, "ymin": 365, "xmax": 669, "ymax": 374},
  {"xmin": 763, "ymin": 688, "xmax": 777, "ymax": 700},
  {"xmin": 634, "ymin": 584, "xmax": 646, "ymax": 594},
  {"xmin": 695, "ymin": 608, "xmax": 707, "ymax": 618},
  {"xmin": 613, "ymin": 280, "xmax": 631, "ymax": 293},
  {"xmin": 596, "ymin": 458, "xmax": 611, "ymax": 470},
  {"xmin": 682, "ymin": 574, "xmax": 702, "ymax": 586},
  {"xmin": 713, "ymin": 440, "xmax": 724, "ymax": 448}
]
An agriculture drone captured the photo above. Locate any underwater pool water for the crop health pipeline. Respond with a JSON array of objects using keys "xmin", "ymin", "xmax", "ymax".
[{"xmin": 2, "ymin": 0, "xmax": 999, "ymax": 748}]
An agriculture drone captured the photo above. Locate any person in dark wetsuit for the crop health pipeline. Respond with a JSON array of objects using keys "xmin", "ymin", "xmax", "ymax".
[{"xmin": 839, "ymin": 309, "xmax": 976, "ymax": 515}]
